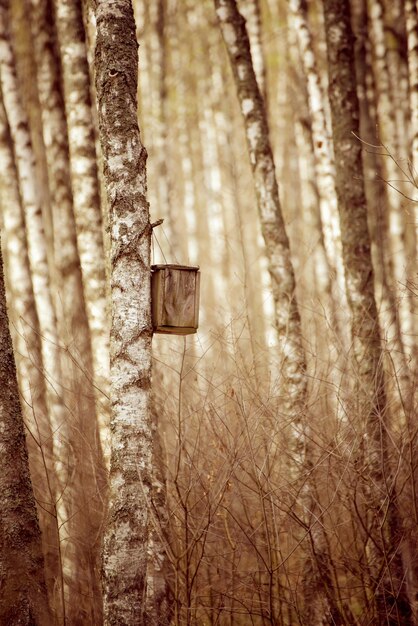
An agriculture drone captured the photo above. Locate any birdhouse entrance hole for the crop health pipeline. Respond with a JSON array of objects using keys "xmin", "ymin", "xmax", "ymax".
[{"xmin": 151, "ymin": 264, "xmax": 200, "ymax": 335}]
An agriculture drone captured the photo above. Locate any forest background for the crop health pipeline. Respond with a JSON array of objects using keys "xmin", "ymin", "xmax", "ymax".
[{"xmin": 0, "ymin": 0, "xmax": 417, "ymax": 625}]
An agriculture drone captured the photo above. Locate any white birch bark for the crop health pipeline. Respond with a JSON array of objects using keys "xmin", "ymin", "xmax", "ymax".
[
  {"xmin": 95, "ymin": 0, "xmax": 153, "ymax": 622},
  {"xmin": 384, "ymin": 0, "xmax": 410, "ymax": 159},
  {"xmin": 0, "ymin": 0, "xmax": 67, "ymax": 482},
  {"xmin": 54, "ymin": 0, "xmax": 110, "ymax": 442},
  {"xmin": 405, "ymin": 0, "xmax": 418, "ymax": 270},
  {"xmin": 238, "ymin": 0, "xmax": 267, "ymax": 102},
  {"xmin": 28, "ymin": 11, "xmax": 107, "ymax": 619},
  {"xmin": 288, "ymin": 0, "xmax": 347, "ymax": 313},
  {"xmin": 286, "ymin": 18, "xmax": 341, "ymax": 344},
  {"xmin": 29, "ymin": 0, "xmax": 90, "ymax": 341},
  {"xmin": 367, "ymin": 0, "xmax": 417, "ymax": 369},
  {"xmin": 351, "ymin": 0, "xmax": 412, "ymax": 417},
  {"xmin": 153, "ymin": 0, "xmax": 176, "ymax": 245}
]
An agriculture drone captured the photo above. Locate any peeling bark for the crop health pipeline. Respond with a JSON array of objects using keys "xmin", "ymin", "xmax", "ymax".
[{"xmin": 95, "ymin": 0, "xmax": 153, "ymax": 623}]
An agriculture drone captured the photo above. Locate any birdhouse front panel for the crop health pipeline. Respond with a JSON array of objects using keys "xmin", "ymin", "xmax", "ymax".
[{"xmin": 151, "ymin": 265, "xmax": 200, "ymax": 335}]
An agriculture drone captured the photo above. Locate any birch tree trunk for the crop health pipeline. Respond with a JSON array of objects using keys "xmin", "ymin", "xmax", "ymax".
[
  {"xmin": 142, "ymin": 0, "xmax": 174, "ymax": 241},
  {"xmin": 367, "ymin": 0, "xmax": 417, "ymax": 371},
  {"xmin": 402, "ymin": 2, "xmax": 418, "ymax": 615},
  {"xmin": 322, "ymin": 0, "xmax": 413, "ymax": 622},
  {"xmin": 0, "ymin": 0, "xmax": 67, "ymax": 488},
  {"xmin": 29, "ymin": 0, "xmax": 92, "ymax": 354},
  {"xmin": 95, "ymin": 1, "xmax": 153, "ymax": 622},
  {"xmin": 28, "ymin": 5, "xmax": 106, "ymax": 620},
  {"xmin": 288, "ymin": 0, "xmax": 347, "ymax": 325},
  {"xmin": 238, "ymin": 0, "xmax": 267, "ymax": 102},
  {"xmin": 405, "ymin": 0, "xmax": 418, "ymax": 261},
  {"xmin": 0, "ymin": 94, "xmax": 64, "ymax": 624},
  {"xmin": 54, "ymin": 0, "xmax": 109, "ymax": 449},
  {"xmin": 0, "ymin": 6, "xmax": 102, "ymax": 621},
  {"xmin": 383, "ymin": 0, "xmax": 410, "ymax": 160},
  {"xmin": 286, "ymin": 17, "xmax": 340, "ymax": 354},
  {"xmin": 406, "ymin": 0, "xmax": 418, "ymax": 166},
  {"xmin": 352, "ymin": 0, "xmax": 412, "ymax": 419},
  {"xmin": 215, "ymin": 0, "xmax": 305, "ymax": 423},
  {"xmin": 0, "ymin": 234, "xmax": 52, "ymax": 626},
  {"xmin": 165, "ymin": 4, "xmax": 216, "ymax": 322},
  {"xmin": 215, "ymin": 2, "xmax": 343, "ymax": 623}
]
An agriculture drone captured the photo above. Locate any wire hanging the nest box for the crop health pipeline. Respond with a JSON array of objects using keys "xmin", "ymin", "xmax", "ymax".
[{"xmin": 150, "ymin": 219, "xmax": 200, "ymax": 336}]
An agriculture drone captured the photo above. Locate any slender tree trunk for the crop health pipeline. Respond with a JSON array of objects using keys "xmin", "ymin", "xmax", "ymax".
[
  {"xmin": 286, "ymin": 16, "xmax": 341, "ymax": 356},
  {"xmin": 29, "ymin": 5, "xmax": 106, "ymax": 621},
  {"xmin": 95, "ymin": 1, "xmax": 153, "ymax": 623},
  {"xmin": 141, "ymin": 5, "xmax": 174, "ymax": 621},
  {"xmin": 322, "ymin": 1, "xmax": 413, "ymax": 623},
  {"xmin": 367, "ymin": 0, "xmax": 416, "ymax": 370},
  {"xmin": 238, "ymin": 0, "xmax": 267, "ymax": 103},
  {"xmin": 406, "ymin": 0, "xmax": 418, "ymax": 187},
  {"xmin": 0, "ymin": 0, "xmax": 67, "ymax": 493},
  {"xmin": 405, "ymin": 0, "xmax": 418, "ymax": 304},
  {"xmin": 54, "ymin": 0, "xmax": 110, "ymax": 452},
  {"xmin": 149, "ymin": 0, "xmax": 179, "ymax": 252},
  {"xmin": 191, "ymin": 12, "xmax": 228, "ymax": 313},
  {"xmin": 215, "ymin": 0, "xmax": 305, "ymax": 422},
  {"xmin": 29, "ymin": 0, "xmax": 91, "ymax": 356},
  {"xmin": 215, "ymin": 2, "xmax": 343, "ymax": 624},
  {"xmin": 210, "ymin": 15, "xmax": 269, "ymax": 365},
  {"xmin": 288, "ymin": 0, "xmax": 347, "ymax": 324},
  {"xmin": 391, "ymin": 3, "xmax": 418, "ymax": 614},
  {"xmin": 383, "ymin": 0, "xmax": 410, "ymax": 160},
  {"xmin": 0, "ymin": 93, "xmax": 64, "ymax": 624},
  {"xmin": 0, "ymin": 234, "xmax": 52, "ymax": 625},
  {"xmin": 352, "ymin": 0, "xmax": 412, "ymax": 418},
  {"xmin": 166, "ymin": 3, "xmax": 217, "ymax": 327}
]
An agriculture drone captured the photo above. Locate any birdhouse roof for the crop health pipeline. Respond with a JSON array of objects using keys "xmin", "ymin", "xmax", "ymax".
[{"xmin": 151, "ymin": 264, "xmax": 200, "ymax": 271}]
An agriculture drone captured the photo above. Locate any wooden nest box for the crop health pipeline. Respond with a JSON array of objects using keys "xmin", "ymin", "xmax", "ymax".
[{"xmin": 151, "ymin": 264, "xmax": 200, "ymax": 335}]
